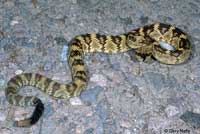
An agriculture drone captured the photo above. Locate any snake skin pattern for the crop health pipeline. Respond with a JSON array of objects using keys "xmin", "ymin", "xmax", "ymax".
[{"xmin": 5, "ymin": 23, "xmax": 191, "ymax": 127}]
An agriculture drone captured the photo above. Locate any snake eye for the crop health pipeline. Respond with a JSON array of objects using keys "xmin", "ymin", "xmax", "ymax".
[{"xmin": 159, "ymin": 41, "xmax": 176, "ymax": 51}]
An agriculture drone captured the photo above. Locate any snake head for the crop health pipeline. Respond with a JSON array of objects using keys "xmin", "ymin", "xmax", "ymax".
[
  {"xmin": 152, "ymin": 37, "xmax": 191, "ymax": 64},
  {"xmin": 150, "ymin": 24, "xmax": 192, "ymax": 64}
]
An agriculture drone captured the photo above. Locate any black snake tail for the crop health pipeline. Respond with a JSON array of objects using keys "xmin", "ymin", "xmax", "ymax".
[{"xmin": 13, "ymin": 98, "xmax": 44, "ymax": 127}]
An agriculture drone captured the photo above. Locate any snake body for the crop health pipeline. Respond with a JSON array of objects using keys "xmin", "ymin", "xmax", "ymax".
[{"xmin": 5, "ymin": 23, "xmax": 191, "ymax": 127}]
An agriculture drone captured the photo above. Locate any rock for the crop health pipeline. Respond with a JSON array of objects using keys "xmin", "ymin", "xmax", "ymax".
[
  {"xmin": 0, "ymin": 111, "xmax": 6, "ymax": 121},
  {"xmin": 164, "ymin": 76, "xmax": 178, "ymax": 89},
  {"xmin": 14, "ymin": 37, "xmax": 36, "ymax": 48},
  {"xmin": 132, "ymin": 128, "xmax": 139, "ymax": 134},
  {"xmin": 96, "ymin": 121, "xmax": 104, "ymax": 134},
  {"xmin": 180, "ymin": 111, "xmax": 200, "ymax": 129},
  {"xmin": 80, "ymin": 86, "xmax": 103, "ymax": 104},
  {"xmin": 124, "ymin": 129, "xmax": 131, "ymax": 134},
  {"xmin": 150, "ymin": 0, "xmax": 159, "ymax": 2},
  {"xmin": 144, "ymin": 72, "xmax": 179, "ymax": 90},
  {"xmin": 0, "ymin": 128, "xmax": 12, "ymax": 134},
  {"xmin": 90, "ymin": 74, "xmax": 107, "ymax": 87},
  {"xmin": 192, "ymin": 28, "xmax": 200, "ymax": 38},
  {"xmin": 95, "ymin": 101, "xmax": 108, "ymax": 122},
  {"xmin": 69, "ymin": 97, "xmax": 83, "ymax": 105},
  {"xmin": 84, "ymin": 128, "xmax": 94, "ymax": 134},
  {"xmin": 38, "ymin": 36, "xmax": 50, "ymax": 46},
  {"xmin": 13, "ymin": 24, "xmax": 28, "ymax": 38},
  {"xmin": 103, "ymin": 119, "xmax": 117, "ymax": 134},
  {"xmin": 140, "ymin": 16, "xmax": 149, "ymax": 24},
  {"xmin": 110, "ymin": 62, "xmax": 121, "ymax": 71},
  {"xmin": 0, "ymin": 38, "xmax": 11, "ymax": 50},
  {"xmin": 148, "ymin": 117, "xmax": 168, "ymax": 133},
  {"xmin": 4, "ymin": 0, "xmax": 15, "ymax": 8},
  {"xmin": 188, "ymin": 2, "xmax": 199, "ymax": 12},
  {"xmin": 165, "ymin": 105, "xmax": 180, "ymax": 117},
  {"xmin": 0, "ymin": 75, "xmax": 5, "ymax": 88},
  {"xmin": 77, "ymin": 0, "xmax": 101, "ymax": 9},
  {"xmin": 14, "ymin": 108, "xmax": 29, "ymax": 121},
  {"xmin": 119, "ymin": 17, "xmax": 132, "ymax": 25},
  {"xmin": 43, "ymin": 103, "xmax": 54, "ymax": 118},
  {"xmin": 43, "ymin": 61, "xmax": 54, "ymax": 71},
  {"xmin": 42, "ymin": 121, "xmax": 56, "ymax": 134},
  {"xmin": 10, "ymin": 20, "xmax": 19, "ymax": 26},
  {"xmin": 54, "ymin": 37, "xmax": 68, "ymax": 46},
  {"xmin": 71, "ymin": 0, "xmax": 77, "ymax": 4},
  {"xmin": 68, "ymin": 122, "xmax": 76, "ymax": 134},
  {"xmin": 120, "ymin": 120, "xmax": 132, "ymax": 128},
  {"xmin": 60, "ymin": 45, "xmax": 68, "ymax": 62},
  {"xmin": 76, "ymin": 125, "xmax": 85, "ymax": 134},
  {"xmin": 23, "ymin": 41, "xmax": 36, "ymax": 48},
  {"xmin": 144, "ymin": 72, "xmax": 165, "ymax": 90},
  {"xmin": 15, "ymin": 70, "xmax": 23, "ymax": 75}
]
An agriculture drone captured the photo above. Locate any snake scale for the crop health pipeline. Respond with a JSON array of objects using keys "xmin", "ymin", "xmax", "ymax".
[{"xmin": 5, "ymin": 23, "xmax": 191, "ymax": 127}]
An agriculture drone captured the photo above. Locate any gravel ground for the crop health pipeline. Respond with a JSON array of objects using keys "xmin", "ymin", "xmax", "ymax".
[{"xmin": 0, "ymin": 0, "xmax": 200, "ymax": 134}]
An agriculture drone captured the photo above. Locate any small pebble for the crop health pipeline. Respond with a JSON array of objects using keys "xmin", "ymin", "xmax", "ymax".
[
  {"xmin": 150, "ymin": 0, "xmax": 159, "ymax": 2},
  {"xmin": 84, "ymin": 128, "xmax": 94, "ymax": 134},
  {"xmin": 132, "ymin": 128, "xmax": 138, "ymax": 133},
  {"xmin": 69, "ymin": 97, "xmax": 83, "ymax": 105},
  {"xmin": 10, "ymin": 20, "xmax": 19, "ymax": 26},
  {"xmin": 76, "ymin": 125, "xmax": 85, "ymax": 134},
  {"xmin": 140, "ymin": 16, "xmax": 148, "ymax": 24},
  {"xmin": 13, "ymin": 24, "xmax": 26, "ymax": 33},
  {"xmin": 77, "ymin": 0, "xmax": 100, "ymax": 9},
  {"xmin": 85, "ymin": 111, "xmax": 93, "ymax": 117},
  {"xmin": 165, "ymin": 105, "xmax": 180, "ymax": 117},
  {"xmin": 4, "ymin": 0, "xmax": 15, "ymax": 8},
  {"xmin": 124, "ymin": 129, "xmax": 131, "ymax": 134},
  {"xmin": 110, "ymin": 62, "xmax": 121, "ymax": 71},
  {"xmin": 120, "ymin": 120, "xmax": 132, "ymax": 128},
  {"xmin": 90, "ymin": 74, "xmax": 107, "ymax": 87},
  {"xmin": 43, "ymin": 61, "xmax": 54, "ymax": 71},
  {"xmin": 54, "ymin": 37, "xmax": 68, "ymax": 46},
  {"xmin": 71, "ymin": 0, "xmax": 77, "ymax": 4},
  {"xmin": 15, "ymin": 70, "xmax": 23, "ymax": 75}
]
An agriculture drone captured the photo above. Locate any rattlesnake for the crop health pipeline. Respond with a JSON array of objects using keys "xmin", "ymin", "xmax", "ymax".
[{"xmin": 5, "ymin": 23, "xmax": 191, "ymax": 127}]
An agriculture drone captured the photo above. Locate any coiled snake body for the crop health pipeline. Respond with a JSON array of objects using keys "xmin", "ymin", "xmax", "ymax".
[{"xmin": 5, "ymin": 23, "xmax": 191, "ymax": 127}]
